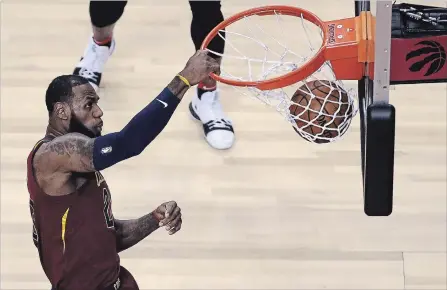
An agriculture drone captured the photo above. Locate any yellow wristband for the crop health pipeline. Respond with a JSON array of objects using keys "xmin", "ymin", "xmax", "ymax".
[{"xmin": 176, "ymin": 74, "xmax": 191, "ymax": 87}]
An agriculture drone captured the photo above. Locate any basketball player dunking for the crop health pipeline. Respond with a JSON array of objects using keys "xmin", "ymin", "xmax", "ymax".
[
  {"xmin": 27, "ymin": 50, "xmax": 219, "ymax": 290},
  {"xmin": 73, "ymin": 1, "xmax": 234, "ymax": 150}
]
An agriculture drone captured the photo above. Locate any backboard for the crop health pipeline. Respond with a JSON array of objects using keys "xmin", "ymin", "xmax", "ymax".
[{"xmin": 355, "ymin": 0, "xmax": 396, "ymax": 216}]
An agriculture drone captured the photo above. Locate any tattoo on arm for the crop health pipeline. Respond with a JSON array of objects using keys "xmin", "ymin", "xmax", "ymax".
[
  {"xmin": 44, "ymin": 133, "xmax": 96, "ymax": 173},
  {"xmin": 114, "ymin": 212, "xmax": 160, "ymax": 252},
  {"xmin": 167, "ymin": 76, "xmax": 189, "ymax": 100}
]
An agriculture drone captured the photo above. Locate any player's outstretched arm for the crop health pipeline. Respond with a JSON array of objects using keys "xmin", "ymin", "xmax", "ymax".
[
  {"xmin": 92, "ymin": 50, "xmax": 220, "ymax": 171},
  {"xmin": 115, "ymin": 201, "xmax": 182, "ymax": 252},
  {"xmin": 37, "ymin": 50, "xmax": 220, "ymax": 174}
]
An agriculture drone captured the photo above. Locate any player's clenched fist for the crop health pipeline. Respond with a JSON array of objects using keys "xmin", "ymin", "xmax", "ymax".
[
  {"xmin": 152, "ymin": 201, "xmax": 182, "ymax": 235},
  {"xmin": 178, "ymin": 50, "xmax": 221, "ymax": 86}
]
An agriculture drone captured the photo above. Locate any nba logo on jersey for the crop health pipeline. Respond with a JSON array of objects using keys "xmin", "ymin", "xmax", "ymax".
[{"xmin": 101, "ymin": 146, "xmax": 112, "ymax": 154}]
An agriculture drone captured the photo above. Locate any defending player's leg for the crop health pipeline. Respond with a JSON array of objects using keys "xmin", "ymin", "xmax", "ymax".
[
  {"xmin": 73, "ymin": 1, "xmax": 128, "ymax": 91},
  {"xmin": 188, "ymin": 1, "xmax": 235, "ymax": 150}
]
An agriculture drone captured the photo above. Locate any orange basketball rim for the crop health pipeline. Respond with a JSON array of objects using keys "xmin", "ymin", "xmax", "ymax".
[{"xmin": 200, "ymin": 5, "xmax": 376, "ymax": 90}]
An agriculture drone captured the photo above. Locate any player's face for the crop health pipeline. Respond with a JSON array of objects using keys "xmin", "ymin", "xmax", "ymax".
[{"xmin": 69, "ymin": 84, "xmax": 104, "ymax": 138}]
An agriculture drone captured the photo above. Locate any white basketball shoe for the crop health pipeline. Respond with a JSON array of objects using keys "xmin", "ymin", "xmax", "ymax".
[
  {"xmin": 73, "ymin": 36, "xmax": 115, "ymax": 91},
  {"xmin": 189, "ymin": 88, "xmax": 235, "ymax": 150}
]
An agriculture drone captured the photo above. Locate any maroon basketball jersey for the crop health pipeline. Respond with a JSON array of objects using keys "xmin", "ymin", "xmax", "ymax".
[{"xmin": 26, "ymin": 136, "xmax": 125, "ymax": 289}]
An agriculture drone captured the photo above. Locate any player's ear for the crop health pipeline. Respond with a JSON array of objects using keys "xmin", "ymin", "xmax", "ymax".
[{"xmin": 54, "ymin": 102, "xmax": 70, "ymax": 120}]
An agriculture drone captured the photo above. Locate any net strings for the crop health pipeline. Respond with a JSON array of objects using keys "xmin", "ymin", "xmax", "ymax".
[{"xmin": 205, "ymin": 10, "xmax": 359, "ymax": 143}]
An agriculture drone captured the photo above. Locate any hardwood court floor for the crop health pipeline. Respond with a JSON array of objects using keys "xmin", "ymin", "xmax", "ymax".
[{"xmin": 1, "ymin": 0, "xmax": 446, "ymax": 289}]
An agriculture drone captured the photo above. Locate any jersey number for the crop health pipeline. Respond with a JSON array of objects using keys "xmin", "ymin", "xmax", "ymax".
[
  {"xmin": 29, "ymin": 199, "xmax": 39, "ymax": 247},
  {"xmin": 103, "ymin": 188, "xmax": 115, "ymax": 229}
]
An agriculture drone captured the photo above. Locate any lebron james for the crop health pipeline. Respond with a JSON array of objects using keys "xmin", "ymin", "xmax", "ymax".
[{"xmin": 27, "ymin": 50, "xmax": 219, "ymax": 290}]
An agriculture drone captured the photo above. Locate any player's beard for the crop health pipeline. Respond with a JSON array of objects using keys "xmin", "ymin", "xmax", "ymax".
[{"xmin": 69, "ymin": 113, "xmax": 100, "ymax": 138}]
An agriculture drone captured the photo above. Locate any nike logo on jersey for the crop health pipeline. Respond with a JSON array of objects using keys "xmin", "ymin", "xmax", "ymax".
[{"xmin": 156, "ymin": 99, "xmax": 168, "ymax": 108}]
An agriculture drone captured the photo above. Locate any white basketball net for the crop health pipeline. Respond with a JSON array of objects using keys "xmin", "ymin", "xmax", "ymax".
[{"xmin": 205, "ymin": 9, "xmax": 358, "ymax": 143}]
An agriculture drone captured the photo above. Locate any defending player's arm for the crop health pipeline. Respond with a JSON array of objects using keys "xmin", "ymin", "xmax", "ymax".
[
  {"xmin": 114, "ymin": 201, "xmax": 182, "ymax": 252},
  {"xmin": 39, "ymin": 50, "xmax": 220, "ymax": 173}
]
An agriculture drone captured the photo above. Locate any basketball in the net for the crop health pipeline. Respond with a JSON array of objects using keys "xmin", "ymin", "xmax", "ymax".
[{"xmin": 289, "ymin": 80, "xmax": 353, "ymax": 144}]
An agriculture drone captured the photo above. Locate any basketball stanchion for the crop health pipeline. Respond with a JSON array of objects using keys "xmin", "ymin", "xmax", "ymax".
[{"xmin": 361, "ymin": 0, "xmax": 395, "ymax": 216}]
